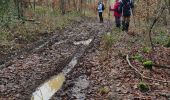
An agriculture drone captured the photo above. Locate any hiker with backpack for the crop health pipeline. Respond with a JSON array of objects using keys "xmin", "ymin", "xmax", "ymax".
[
  {"xmin": 110, "ymin": 0, "xmax": 122, "ymax": 28},
  {"xmin": 119, "ymin": 0, "xmax": 134, "ymax": 32},
  {"xmin": 98, "ymin": 1, "xmax": 105, "ymax": 23}
]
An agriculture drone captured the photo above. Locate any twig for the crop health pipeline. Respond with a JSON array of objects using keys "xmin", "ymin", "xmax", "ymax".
[{"xmin": 126, "ymin": 55, "xmax": 170, "ymax": 83}]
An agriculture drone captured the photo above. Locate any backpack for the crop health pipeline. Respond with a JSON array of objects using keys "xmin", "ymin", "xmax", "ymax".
[
  {"xmin": 118, "ymin": 0, "xmax": 132, "ymax": 13},
  {"xmin": 102, "ymin": 4, "xmax": 105, "ymax": 10},
  {"xmin": 115, "ymin": 2, "xmax": 121, "ymax": 13},
  {"xmin": 124, "ymin": 1, "xmax": 131, "ymax": 10}
]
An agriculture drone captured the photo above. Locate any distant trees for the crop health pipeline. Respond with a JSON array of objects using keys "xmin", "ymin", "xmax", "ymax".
[{"xmin": 0, "ymin": 0, "xmax": 10, "ymax": 17}]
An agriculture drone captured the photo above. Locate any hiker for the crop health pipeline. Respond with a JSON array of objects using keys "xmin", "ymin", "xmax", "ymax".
[
  {"xmin": 119, "ymin": 0, "xmax": 134, "ymax": 32},
  {"xmin": 98, "ymin": 1, "xmax": 105, "ymax": 23},
  {"xmin": 110, "ymin": 0, "xmax": 121, "ymax": 28}
]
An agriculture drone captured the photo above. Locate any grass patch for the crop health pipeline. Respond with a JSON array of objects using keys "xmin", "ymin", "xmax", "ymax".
[
  {"xmin": 102, "ymin": 32, "xmax": 115, "ymax": 52},
  {"xmin": 0, "ymin": 8, "xmax": 82, "ymax": 44},
  {"xmin": 153, "ymin": 31, "xmax": 169, "ymax": 46},
  {"xmin": 0, "ymin": 29, "xmax": 11, "ymax": 43}
]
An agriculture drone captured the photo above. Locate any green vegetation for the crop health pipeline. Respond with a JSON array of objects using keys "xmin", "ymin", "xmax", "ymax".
[
  {"xmin": 143, "ymin": 60, "xmax": 153, "ymax": 70},
  {"xmin": 0, "ymin": 30, "xmax": 10, "ymax": 42},
  {"xmin": 0, "ymin": 0, "xmax": 10, "ymax": 17},
  {"xmin": 142, "ymin": 46, "xmax": 152, "ymax": 53},
  {"xmin": 132, "ymin": 54, "xmax": 144, "ymax": 62},
  {"xmin": 153, "ymin": 31, "xmax": 169, "ymax": 46},
  {"xmin": 0, "ymin": 9, "xmax": 81, "ymax": 44},
  {"xmin": 102, "ymin": 33, "xmax": 115, "ymax": 52},
  {"xmin": 138, "ymin": 82, "xmax": 149, "ymax": 92},
  {"xmin": 165, "ymin": 38, "xmax": 170, "ymax": 47}
]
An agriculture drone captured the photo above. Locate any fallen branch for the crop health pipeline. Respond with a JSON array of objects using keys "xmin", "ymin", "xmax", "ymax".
[
  {"xmin": 126, "ymin": 55, "xmax": 170, "ymax": 83},
  {"xmin": 153, "ymin": 64, "xmax": 170, "ymax": 69},
  {"xmin": 158, "ymin": 92, "xmax": 170, "ymax": 98}
]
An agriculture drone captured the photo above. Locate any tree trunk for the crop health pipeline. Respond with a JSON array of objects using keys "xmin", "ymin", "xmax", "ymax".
[
  {"xmin": 14, "ymin": 0, "xmax": 24, "ymax": 19},
  {"xmin": 60, "ymin": 0, "xmax": 65, "ymax": 15},
  {"xmin": 73, "ymin": 0, "xmax": 76, "ymax": 10},
  {"xmin": 80, "ymin": 0, "xmax": 83, "ymax": 13}
]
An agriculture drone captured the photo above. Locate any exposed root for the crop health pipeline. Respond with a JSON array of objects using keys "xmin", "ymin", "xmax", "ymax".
[{"xmin": 126, "ymin": 55, "xmax": 170, "ymax": 83}]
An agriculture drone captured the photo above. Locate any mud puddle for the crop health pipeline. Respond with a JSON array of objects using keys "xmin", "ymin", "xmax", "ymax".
[
  {"xmin": 31, "ymin": 38, "xmax": 92, "ymax": 100},
  {"xmin": 74, "ymin": 39, "xmax": 92, "ymax": 46},
  {"xmin": 31, "ymin": 73, "xmax": 65, "ymax": 100},
  {"xmin": 31, "ymin": 57, "xmax": 78, "ymax": 100}
]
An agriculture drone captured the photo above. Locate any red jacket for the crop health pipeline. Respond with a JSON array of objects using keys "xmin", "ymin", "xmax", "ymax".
[{"xmin": 110, "ymin": 2, "xmax": 121, "ymax": 17}]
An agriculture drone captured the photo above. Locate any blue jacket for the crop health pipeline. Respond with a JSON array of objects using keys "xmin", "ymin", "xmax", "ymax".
[{"xmin": 98, "ymin": 3, "xmax": 103, "ymax": 12}]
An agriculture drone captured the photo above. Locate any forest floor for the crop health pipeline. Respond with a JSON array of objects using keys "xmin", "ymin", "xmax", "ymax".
[{"xmin": 0, "ymin": 17, "xmax": 170, "ymax": 100}]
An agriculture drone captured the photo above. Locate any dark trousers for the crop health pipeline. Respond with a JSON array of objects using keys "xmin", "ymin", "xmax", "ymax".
[
  {"xmin": 115, "ymin": 16, "xmax": 121, "ymax": 28},
  {"xmin": 122, "ymin": 16, "xmax": 130, "ymax": 32},
  {"xmin": 99, "ymin": 12, "xmax": 103, "ymax": 23}
]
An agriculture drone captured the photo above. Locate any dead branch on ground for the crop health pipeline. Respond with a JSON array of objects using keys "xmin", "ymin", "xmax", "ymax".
[{"xmin": 126, "ymin": 55, "xmax": 170, "ymax": 83}]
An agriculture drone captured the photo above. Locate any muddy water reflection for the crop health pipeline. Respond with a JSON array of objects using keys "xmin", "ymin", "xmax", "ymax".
[
  {"xmin": 31, "ymin": 73, "xmax": 65, "ymax": 100},
  {"xmin": 62, "ymin": 57, "xmax": 78, "ymax": 75},
  {"xmin": 31, "ymin": 38, "xmax": 93, "ymax": 100},
  {"xmin": 74, "ymin": 39, "xmax": 92, "ymax": 45}
]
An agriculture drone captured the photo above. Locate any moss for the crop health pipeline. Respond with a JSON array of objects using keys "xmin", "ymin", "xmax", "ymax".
[
  {"xmin": 132, "ymin": 54, "xmax": 143, "ymax": 62},
  {"xmin": 165, "ymin": 38, "xmax": 170, "ymax": 47},
  {"xmin": 138, "ymin": 82, "xmax": 149, "ymax": 92},
  {"xmin": 142, "ymin": 47, "xmax": 151, "ymax": 53},
  {"xmin": 98, "ymin": 86, "xmax": 110, "ymax": 94},
  {"xmin": 143, "ymin": 60, "xmax": 153, "ymax": 70}
]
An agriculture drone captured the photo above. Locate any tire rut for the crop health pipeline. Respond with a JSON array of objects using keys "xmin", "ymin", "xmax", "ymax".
[{"xmin": 0, "ymin": 18, "xmax": 110, "ymax": 100}]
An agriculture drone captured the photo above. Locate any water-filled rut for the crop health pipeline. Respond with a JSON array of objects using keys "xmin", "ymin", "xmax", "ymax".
[
  {"xmin": 0, "ymin": 18, "xmax": 109, "ymax": 100},
  {"xmin": 31, "ymin": 39, "xmax": 93, "ymax": 100}
]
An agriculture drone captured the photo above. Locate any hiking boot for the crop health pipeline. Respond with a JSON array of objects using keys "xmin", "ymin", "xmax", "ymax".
[
  {"xmin": 125, "ymin": 22, "xmax": 129, "ymax": 32},
  {"xmin": 122, "ymin": 21, "xmax": 125, "ymax": 31}
]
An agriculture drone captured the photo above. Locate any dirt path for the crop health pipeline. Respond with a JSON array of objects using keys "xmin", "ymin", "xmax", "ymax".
[{"xmin": 0, "ymin": 17, "xmax": 111, "ymax": 100}]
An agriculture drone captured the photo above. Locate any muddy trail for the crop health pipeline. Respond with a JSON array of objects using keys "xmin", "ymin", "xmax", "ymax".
[
  {"xmin": 1, "ymin": 17, "xmax": 170, "ymax": 100},
  {"xmin": 0, "ymin": 17, "xmax": 110, "ymax": 100},
  {"xmin": 52, "ymin": 32, "xmax": 170, "ymax": 100}
]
